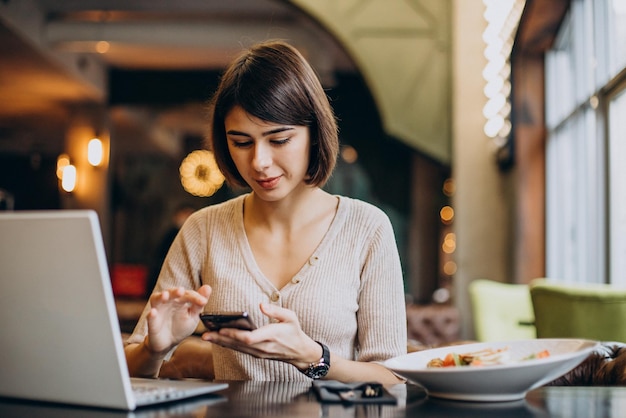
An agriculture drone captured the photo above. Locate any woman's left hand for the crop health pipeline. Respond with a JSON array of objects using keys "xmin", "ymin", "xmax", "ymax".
[{"xmin": 200, "ymin": 303, "xmax": 322, "ymax": 369}]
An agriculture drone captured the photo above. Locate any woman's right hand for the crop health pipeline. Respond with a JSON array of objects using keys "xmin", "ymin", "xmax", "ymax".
[{"xmin": 145, "ymin": 285, "xmax": 212, "ymax": 354}]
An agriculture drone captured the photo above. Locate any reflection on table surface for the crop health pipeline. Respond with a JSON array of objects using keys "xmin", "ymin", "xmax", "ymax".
[{"xmin": 1, "ymin": 382, "xmax": 626, "ymax": 417}]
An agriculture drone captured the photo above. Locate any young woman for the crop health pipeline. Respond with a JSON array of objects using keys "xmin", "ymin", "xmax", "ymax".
[{"xmin": 124, "ymin": 40, "xmax": 407, "ymax": 383}]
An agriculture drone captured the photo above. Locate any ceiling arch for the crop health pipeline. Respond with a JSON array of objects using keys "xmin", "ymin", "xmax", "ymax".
[{"xmin": 290, "ymin": 0, "xmax": 452, "ymax": 163}]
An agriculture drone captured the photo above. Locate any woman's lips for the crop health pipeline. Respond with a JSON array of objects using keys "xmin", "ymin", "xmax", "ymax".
[{"xmin": 256, "ymin": 176, "xmax": 281, "ymax": 189}]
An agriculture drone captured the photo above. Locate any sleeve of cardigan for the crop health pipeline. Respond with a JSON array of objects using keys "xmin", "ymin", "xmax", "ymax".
[
  {"xmin": 125, "ymin": 210, "xmax": 208, "ymax": 345},
  {"xmin": 355, "ymin": 212, "xmax": 407, "ymax": 362}
]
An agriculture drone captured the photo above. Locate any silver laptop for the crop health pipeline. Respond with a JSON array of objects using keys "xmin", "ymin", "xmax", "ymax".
[{"xmin": 0, "ymin": 210, "xmax": 227, "ymax": 410}]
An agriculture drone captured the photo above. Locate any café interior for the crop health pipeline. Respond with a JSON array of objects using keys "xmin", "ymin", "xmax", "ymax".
[{"xmin": 2, "ymin": 0, "xmax": 626, "ymax": 410}]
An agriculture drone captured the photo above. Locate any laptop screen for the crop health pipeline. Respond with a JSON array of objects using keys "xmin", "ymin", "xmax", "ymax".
[{"xmin": 0, "ymin": 210, "xmax": 136, "ymax": 408}]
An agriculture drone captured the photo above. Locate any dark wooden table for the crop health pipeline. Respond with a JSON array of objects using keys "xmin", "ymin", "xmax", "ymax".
[{"xmin": 1, "ymin": 381, "xmax": 625, "ymax": 417}]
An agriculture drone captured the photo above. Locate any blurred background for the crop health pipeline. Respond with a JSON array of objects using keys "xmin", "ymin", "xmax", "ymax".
[{"xmin": 1, "ymin": 0, "xmax": 624, "ymax": 340}]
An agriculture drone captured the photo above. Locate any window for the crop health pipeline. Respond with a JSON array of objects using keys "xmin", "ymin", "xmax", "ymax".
[{"xmin": 545, "ymin": 0, "xmax": 626, "ymax": 284}]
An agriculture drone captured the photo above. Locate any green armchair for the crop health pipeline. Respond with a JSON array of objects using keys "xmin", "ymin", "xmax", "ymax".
[
  {"xmin": 530, "ymin": 278, "xmax": 626, "ymax": 342},
  {"xmin": 469, "ymin": 279, "xmax": 536, "ymax": 342}
]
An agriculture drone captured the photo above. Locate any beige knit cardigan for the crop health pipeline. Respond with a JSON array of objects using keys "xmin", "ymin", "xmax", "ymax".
[{"xmin": 128, "ymin": 194, "xmax": 407, "ymax": 381}]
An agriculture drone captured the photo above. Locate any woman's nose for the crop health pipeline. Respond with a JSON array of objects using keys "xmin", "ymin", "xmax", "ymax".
[{"xmin": 252, "ymin": 143, "xmax": 272, "ymax": 171}]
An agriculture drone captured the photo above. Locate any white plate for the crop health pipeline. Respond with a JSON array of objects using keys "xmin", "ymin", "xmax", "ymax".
[{"xmin": 383, "ymin": 338, "xmax": 599, "ymax": 402}]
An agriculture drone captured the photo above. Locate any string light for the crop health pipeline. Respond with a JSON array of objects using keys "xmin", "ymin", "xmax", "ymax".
[
  {"xmin": 440, "ymin": 205, "xmax": 454, "ymax": 223},
  {"xmin": 482, "ymin": 0, "xmax": 525, "ymax": 154}
]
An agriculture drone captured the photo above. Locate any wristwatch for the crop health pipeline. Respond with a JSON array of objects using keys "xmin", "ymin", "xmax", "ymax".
[{"xmin": 302, "ymin": 341, "xmax": 330, "ymax": 379}]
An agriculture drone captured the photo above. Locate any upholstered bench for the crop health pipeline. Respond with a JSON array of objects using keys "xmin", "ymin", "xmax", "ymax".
[{"xmin": 405, "ymin": 303, "xmax": 461, "ymax": 350}]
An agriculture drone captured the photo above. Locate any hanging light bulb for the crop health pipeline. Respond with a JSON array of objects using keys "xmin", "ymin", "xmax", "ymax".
[
  {"xmin": 179, "ymin": 150, "xmax": 225, "ymax": 197},
  {"xmin": 61, "ymin": 165, "xmax": 77, "ymax": 192},
  {"xmin": 87, "ymin": 138, "xmax": 104, "ymax": 166},
  {"xmin": 56, "ymin": 154, "xmax": 70, "ymax": 179}
]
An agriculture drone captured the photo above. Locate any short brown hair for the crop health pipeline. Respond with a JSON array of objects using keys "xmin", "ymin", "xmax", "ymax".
[{"xmin": 208, "ymin": 40, "xmax": 339, "ymax": 188}]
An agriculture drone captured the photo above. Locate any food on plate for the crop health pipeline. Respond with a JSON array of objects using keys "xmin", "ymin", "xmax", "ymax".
[{"xmin": 427, "ymin": 347, "xmax": 550, "ymax": 368}]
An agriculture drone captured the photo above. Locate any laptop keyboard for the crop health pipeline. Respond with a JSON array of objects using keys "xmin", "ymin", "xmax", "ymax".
[
  {"xmin": 129, "ymin": 378, "xmax": 228, "ymax": 407},
  {"xmin": 132, "ymin": 382, "xmax": 181, "ymax": 402}
]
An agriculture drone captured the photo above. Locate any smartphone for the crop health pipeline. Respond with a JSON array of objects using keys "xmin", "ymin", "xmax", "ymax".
[{"xmin": 199, "ymin": 311, "xmax": 257, "ymax": 331}]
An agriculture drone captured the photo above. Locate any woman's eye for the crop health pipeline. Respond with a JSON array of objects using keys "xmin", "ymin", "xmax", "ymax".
[
  {"xmin": 232, "ymin": 141, "xmax": 253, "ymax": 148},
  {"xmin": 271, "ymin": 138, "xmax": 290, "ymax": 146}
]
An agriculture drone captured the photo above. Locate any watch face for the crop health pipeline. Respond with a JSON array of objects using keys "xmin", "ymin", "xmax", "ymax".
[{"xmin": 307, "ymin": 363, "xmax": 330, "ymax": 379}]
